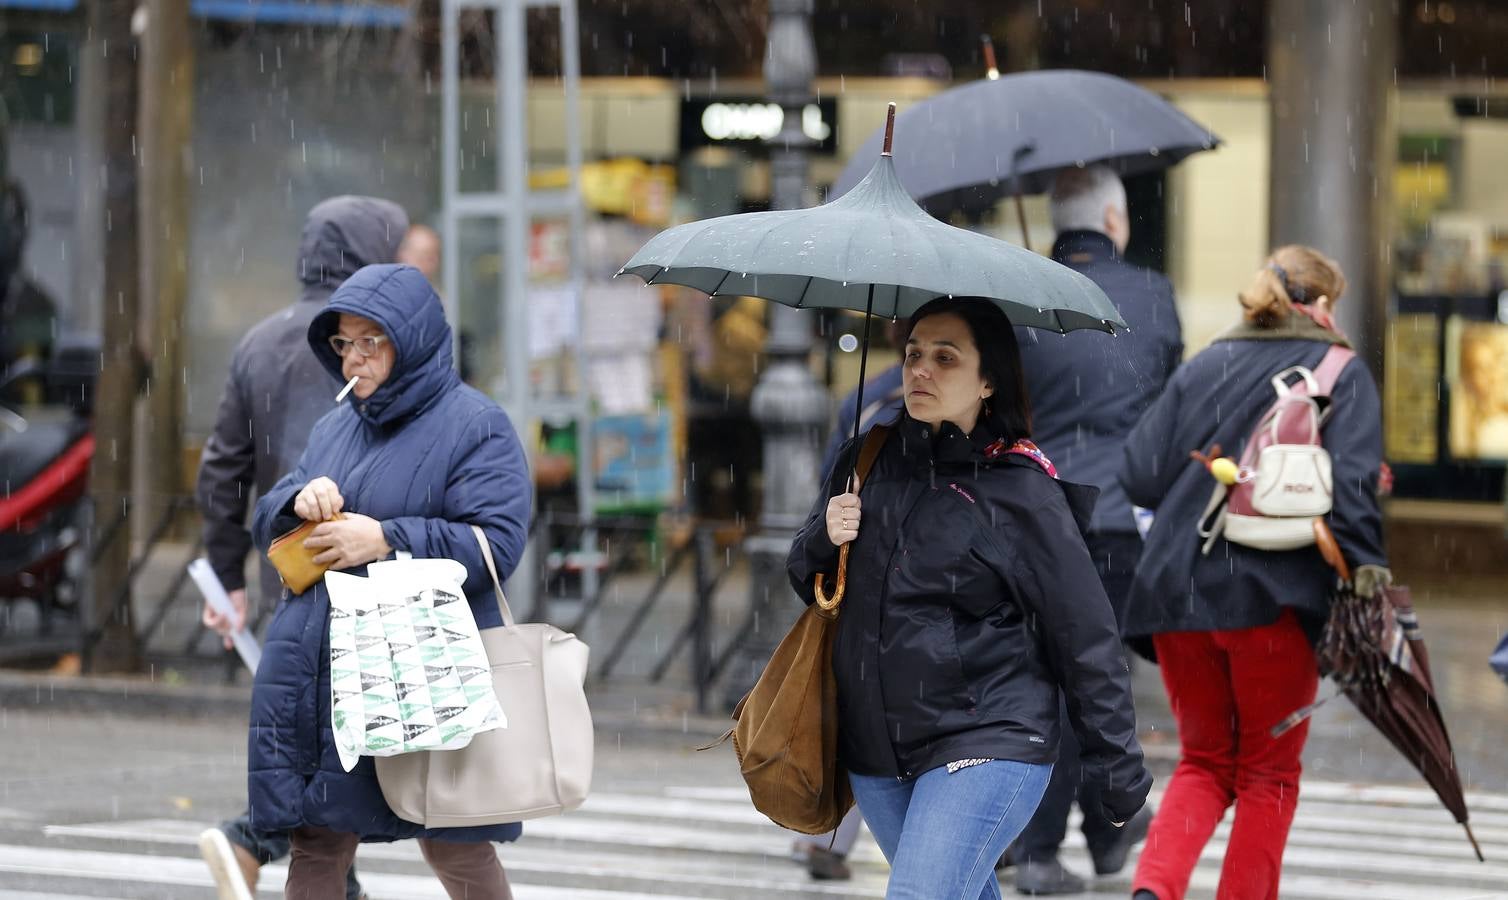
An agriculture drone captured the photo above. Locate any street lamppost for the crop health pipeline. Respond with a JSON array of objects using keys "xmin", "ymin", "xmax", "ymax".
[{"xmin": 722, "ymin": 0, "xmax": 829, "ymax": 710}]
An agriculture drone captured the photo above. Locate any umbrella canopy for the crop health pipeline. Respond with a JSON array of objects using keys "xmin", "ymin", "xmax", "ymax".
[
  {"xmin": 1274, "ymin": 522, "xmax": 1484, "ymax": 862},
  {"xmin": 620, "ymin": 106, "xmax": 1122, "ymax": 335},
  {"xmin": 829, "ymin": 69, "xmax": 1221, "ymax": 211}
]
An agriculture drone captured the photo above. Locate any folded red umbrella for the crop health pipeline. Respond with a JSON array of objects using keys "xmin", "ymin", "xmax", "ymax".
[{"xmin": 1272, "ymin": 521, "xmax": 1483, "ymax": 861}]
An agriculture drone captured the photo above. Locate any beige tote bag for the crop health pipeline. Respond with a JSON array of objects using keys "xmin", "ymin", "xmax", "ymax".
[{"xmin": 375, "ymin": 526, "xmax": 594, "ymax": 826}]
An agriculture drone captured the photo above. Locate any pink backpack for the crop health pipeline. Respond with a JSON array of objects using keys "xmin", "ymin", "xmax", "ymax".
[{"xmin": 1197, "ymin": 345, "xmax": 1355, "ymax": 554}]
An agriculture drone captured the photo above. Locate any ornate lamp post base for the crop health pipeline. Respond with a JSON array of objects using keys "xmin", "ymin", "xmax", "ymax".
[{"xmin": 721, "ymin": 0, "xmax": 826, "ymax": 710}]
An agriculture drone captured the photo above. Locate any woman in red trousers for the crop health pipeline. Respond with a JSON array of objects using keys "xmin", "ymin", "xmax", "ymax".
[{"xmin": 1117, "ymin": 245, "xmax": 1391, "ymax": 900}]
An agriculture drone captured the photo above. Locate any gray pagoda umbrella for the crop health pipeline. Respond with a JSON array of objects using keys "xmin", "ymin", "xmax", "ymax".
[
  {"xmin": 829, "ymin": 64, "xmax": 1222, "ymax": 247},
  {"xmin": 620, "ymin": 104, "xmax": 1122, "ymax": 466}
]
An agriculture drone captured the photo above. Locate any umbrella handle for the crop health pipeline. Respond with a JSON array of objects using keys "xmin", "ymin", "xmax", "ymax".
[
  {"xmin": 1009, "ymin": 143, "xmax": 1036, "ymax": 252},
  {"xmin": 814, "ymin": 543, "xmax": 850, "ymax": 611},
  {"xmin": 1313, "ymin": 518, "xmax": 1351, "ymax": 582}
]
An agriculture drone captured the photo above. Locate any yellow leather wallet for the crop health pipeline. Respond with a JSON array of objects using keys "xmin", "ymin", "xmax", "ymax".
[{"xmin": 266, "ymin": 515, "xmax": 344, "ymax": 594}]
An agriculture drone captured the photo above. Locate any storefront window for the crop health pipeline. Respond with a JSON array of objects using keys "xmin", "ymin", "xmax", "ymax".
[{"xmin": 1388, "ymin": 90, "xmax": 1508, "ymax": 496}]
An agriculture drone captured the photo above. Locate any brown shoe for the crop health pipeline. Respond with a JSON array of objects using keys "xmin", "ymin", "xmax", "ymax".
[{"xmin": 808, "ymin": 846, "xmax": 852, "ymax": 881}]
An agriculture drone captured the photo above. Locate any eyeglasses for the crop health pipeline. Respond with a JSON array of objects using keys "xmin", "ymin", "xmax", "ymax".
[{"xmin": 329, "ymin": 335, "xmax": 389, "ymax": 358}]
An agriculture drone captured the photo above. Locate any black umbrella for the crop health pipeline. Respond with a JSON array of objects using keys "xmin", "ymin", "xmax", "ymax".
[
  {"xmin": 829, "ymin": 68, "xmax": 1222, "ymax": 217},
  {"xmin": 1271, "ymin": 521, "xmax": 1485, "ymax": 862}
]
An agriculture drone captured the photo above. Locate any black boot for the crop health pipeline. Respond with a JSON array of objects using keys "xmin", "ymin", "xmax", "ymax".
[
  {"xmin": 1013, "ymin": 857, "xmax": 1087, "ymax": 896},
  {"xmin": 1091, "ymin": 806, "xmax": 1153, "ymax": 876},
  {"xmin": 807, "ymin": 846, "xmax": 851, "ymax": 881}
]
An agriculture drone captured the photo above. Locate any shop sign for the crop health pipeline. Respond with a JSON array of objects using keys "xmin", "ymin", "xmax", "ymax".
[{"xmin": 680, "ymin": 97, "xmax": 838, "ymax": 155}]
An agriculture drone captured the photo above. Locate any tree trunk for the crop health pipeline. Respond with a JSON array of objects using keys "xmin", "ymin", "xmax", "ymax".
[
  {"xmin": 86, "ymin": 0, "xmax": 143, "ymax": 673},
  {"xmin": 141, "ymin": 0, "xmax": 195, "ymax": 538}
]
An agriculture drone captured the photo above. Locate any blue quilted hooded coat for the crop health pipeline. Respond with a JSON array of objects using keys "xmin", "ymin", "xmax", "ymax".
[{"xmin": 248, "ymin": 263, "xmax": 530, "ymax": 842}]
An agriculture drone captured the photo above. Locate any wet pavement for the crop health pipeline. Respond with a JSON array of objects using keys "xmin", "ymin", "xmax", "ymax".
[{"xmin": 0, "ymin": 537, "xmax": 1505, "ymax": 897}]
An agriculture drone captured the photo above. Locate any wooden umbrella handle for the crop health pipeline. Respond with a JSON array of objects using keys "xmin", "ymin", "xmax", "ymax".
[
  {"xmin": 1313, "ymin": 518, "xmax": 1351, "ymax": 583},
  {"xmin": 882, "ymin": 103, "xmax": 897, "ymax": 156},
  {"xmin": 814, "ymin": 543, "xmax": 850, "ymax": 611},
  {"xmin": 812, "ymin": 425, "xmax": 890, "ymax": 614}
]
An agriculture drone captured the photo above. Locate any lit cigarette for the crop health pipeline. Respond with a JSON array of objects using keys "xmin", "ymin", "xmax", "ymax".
[{"xmin": 335, "ymin": 376, "xmax": 360, "ymax": 403}]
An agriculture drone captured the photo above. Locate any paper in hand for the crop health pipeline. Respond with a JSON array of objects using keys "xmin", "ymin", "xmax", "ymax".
[{"xmin": 188, "ymin": 558, "xmax": 262, "ymax": 675}]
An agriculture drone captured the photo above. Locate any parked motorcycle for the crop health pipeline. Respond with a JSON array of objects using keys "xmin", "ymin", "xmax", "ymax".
[{"xmin": 0, "ymin": 335, "xmax": 98, "ymax": 650}]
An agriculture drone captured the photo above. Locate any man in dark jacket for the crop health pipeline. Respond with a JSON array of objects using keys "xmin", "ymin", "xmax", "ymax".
[
  {"xmin": 195, "ymin": 195, "xmax": 407, "ymax": 900},
  {"xmin": 1010, "ymin": 165, "xmax": 1182, "ymax": 895}
]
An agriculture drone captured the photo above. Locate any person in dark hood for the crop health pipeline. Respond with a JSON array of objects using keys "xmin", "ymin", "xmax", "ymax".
[
  {"xmin": 1008, "ymin": 164, "xmax": 1179, "ymax": 894},
  {"xmin": 194, "ymin": 195, "xmax": 407, "ymax": 900},
  {"xmin": 249, "ymin": 264, "xmax": 530, "ymax": 899},
  {"xmin": 1119, "ymin": 246, "xmax": 1388, "ymax": 900},
  {"xmin": 787, "ymin": 296, "xmax": 1151, "ymax": 900}
]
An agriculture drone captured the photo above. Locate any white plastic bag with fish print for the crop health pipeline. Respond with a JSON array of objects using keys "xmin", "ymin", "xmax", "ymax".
[{"xmin": 327, "ymin": 558, "xmax": 505, "ymax": 773}]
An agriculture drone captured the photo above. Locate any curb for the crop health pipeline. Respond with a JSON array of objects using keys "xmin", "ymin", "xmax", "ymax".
[
  {"xmin": 0, "ymin": 671, "xmax": 253, "ymax": 719},
  {"xmin": 0, "ymin": 670, "xmax": 733, "ymax": 741}
]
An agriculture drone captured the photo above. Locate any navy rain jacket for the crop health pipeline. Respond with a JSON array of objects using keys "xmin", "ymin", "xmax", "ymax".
[
  {"xmin": 1017, "ymin": 231, "xmax": 1183, "ymax": 536},
  {"xmin": 1118, "ymin": 317, "xmax": 1387, "ymax": 653},
  {"xmin": 248, "ymin": 264, "xmax": 531, "ymax": 842}
]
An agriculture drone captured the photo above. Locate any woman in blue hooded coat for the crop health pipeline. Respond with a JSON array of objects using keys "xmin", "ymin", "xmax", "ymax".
[{"xmin": 248, "ymin": 264, "xmax": 531, "ymax": 900}]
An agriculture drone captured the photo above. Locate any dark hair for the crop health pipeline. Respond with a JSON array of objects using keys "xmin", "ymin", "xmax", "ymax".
[{"xmin": 906, "ymin": 296, "xmax": 1032, "ymax": 444}]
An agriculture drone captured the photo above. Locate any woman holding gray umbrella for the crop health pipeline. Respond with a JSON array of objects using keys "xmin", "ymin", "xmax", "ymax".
[{"xmin": 786, "ymin": 296, "xmax": 1151, "ymax": 900}]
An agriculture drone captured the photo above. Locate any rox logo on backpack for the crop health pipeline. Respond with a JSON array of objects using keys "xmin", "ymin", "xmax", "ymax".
[{"xmin": 1197, "ymin": 345, "xmax": 1355, "ymax": 554}]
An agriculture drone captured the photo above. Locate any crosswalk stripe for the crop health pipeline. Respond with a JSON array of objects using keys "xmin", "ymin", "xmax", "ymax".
[
  {"xmin": 1183, "ymin": 870, "xmax": 1505, "ymax": 900},
  {"xmin": 581, "ymin": 791, "xmax": 773, "ymax": 826},
  {"xmin": 40, "ymin": 820, "xmax": 887, "ymax": 897},
  {"xmin": 0, "ymin": 844, "xmax": 714, "ymax": 900},
  {"xmin": 1298, "ymin": 781, "xmax": 1508, "ymax": 814},
  {"xmin": 19, "ymin": 778, "xmax": 1508, "ymax": 899}
]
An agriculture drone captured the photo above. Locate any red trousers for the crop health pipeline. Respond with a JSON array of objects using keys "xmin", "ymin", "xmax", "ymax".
[{"xmin": 1132, "ymin": 609, "xmax": 1318, "ymax": 900}]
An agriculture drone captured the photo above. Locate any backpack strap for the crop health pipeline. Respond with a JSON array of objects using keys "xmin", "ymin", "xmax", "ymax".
[{"xmin": 1309, "ymin": 345, "xmax": 1355, "ymax": 396}]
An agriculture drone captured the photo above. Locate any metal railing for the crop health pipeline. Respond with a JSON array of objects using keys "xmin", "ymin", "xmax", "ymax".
[
  {"xmin": 526, "ymin": 511, "xmax": 753, "ymax": 713},
  {"xmin": 5, "ymin": 501, "xmax": 757, "ymax": 710}
]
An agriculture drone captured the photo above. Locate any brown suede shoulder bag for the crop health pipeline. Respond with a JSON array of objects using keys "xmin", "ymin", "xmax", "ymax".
[{"xmin": 717, "ymin": 424, "xmax": 889, "ymax": 834}]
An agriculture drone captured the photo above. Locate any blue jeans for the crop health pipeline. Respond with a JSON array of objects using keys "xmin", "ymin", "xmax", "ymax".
[{"xmin": 851, "ymin": 760, "xmax": 1052, "ymax": 900}]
